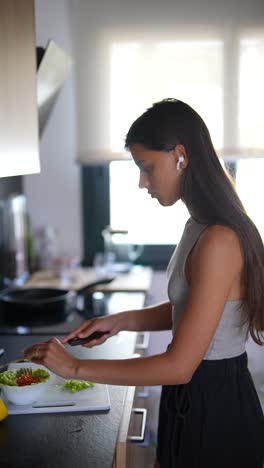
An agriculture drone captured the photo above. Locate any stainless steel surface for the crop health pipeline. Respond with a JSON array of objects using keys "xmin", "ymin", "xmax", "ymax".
[
  {"xmin": 1, "ymin": 194, "xmax": 28, "ymax": 284},
  {"xmin": 102, "ymin": 226, "xmax": 144, "ymax": 264},
  {"xmin": 37, "ymin": 40, "xmax": 72, "ymax": 135}
]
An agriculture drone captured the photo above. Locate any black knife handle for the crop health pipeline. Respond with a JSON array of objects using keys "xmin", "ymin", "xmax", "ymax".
[{"xmin": 68, "ymin": 331, "xmax": 109, "ymax": 346}]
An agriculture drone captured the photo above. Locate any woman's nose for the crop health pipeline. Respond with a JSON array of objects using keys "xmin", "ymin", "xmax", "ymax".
[{"xmin": 138, "ymin": 172, "xmax": 149, "ymax": 189}]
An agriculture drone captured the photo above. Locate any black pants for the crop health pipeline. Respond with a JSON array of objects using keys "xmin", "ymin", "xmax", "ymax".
[{"xmin": 157, "ymin": 352, "xmax": 264, "ymax": 468}]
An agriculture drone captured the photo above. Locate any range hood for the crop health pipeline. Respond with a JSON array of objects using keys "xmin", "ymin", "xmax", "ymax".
[
  {"xmin": 37, "ymin": 40, "xmax": 72, "ymax": 136},
  {"xmin": 0, "ymin": 1, "xmax": 72, "ymax": 179}
]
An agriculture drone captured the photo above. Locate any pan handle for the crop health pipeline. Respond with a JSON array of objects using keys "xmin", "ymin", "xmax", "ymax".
[
  {"xmin": 75, "ymin": 276, "xmax": 115, "ymax": 296},
  {"xmin": 0, "ymin": 286, "xmax": 15, "ymax": 297}
]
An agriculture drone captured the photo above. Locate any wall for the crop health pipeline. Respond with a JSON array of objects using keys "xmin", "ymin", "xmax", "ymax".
[{"xmin": 23, "ymin": 0, "xmax": 81, "ymax": 258}]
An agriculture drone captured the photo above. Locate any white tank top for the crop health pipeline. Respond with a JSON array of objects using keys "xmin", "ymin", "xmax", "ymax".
[{"xmin": 167, "ymin": 217, "xmax": 247, "ymax": 359}]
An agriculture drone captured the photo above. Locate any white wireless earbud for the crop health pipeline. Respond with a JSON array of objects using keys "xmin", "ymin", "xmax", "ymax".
[{"xmin": 176, "ymin": 155, "xmax": 184, "ymax": 171}]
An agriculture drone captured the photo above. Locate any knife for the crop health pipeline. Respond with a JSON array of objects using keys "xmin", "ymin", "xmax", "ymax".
[
  {"xmin": 68, "ymin": 331, "xmax": 110, "ymax": 346},
  {"xmin": 0, "ymin": 332, "xmax": 110, "ymax": 370}
]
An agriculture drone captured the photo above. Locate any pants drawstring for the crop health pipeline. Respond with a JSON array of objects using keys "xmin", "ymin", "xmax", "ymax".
[{"xmin": 163, "ymin": 383, "xmax": 191, "ymax": 466}]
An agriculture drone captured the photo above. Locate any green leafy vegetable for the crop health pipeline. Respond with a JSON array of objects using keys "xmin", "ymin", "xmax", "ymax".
[
  {"xmin": 62, "ymin": 380, "xmax": 95, "ymax": 393},
  {"xmin": 0, "ymin": 368, "xmax": 50, "ymax": 386},
  {"xmin": 0, "ymin": 370, "xmax": 17, "ymax": 386},
  {"xmin": 32, "ymin": 369, "xmax": 49, "ymax": 381}
]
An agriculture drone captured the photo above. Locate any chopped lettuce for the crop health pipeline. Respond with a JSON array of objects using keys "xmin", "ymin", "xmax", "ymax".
[
  {"xmin": 62, "ymin": 380, "xmax": 95, "ymax": 393},
  {"xmin": 0, "ymin": 370, "xmax": 16, "ymax": 386},
  {"xmin": 32, "ymin": 369, "xmax": 49, "ymax": 381}
]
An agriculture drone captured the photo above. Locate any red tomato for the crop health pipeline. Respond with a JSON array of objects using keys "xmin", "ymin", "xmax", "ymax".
[{"xmin": 16, "ymin": 374, "xmax": 41, "ymax": 386}]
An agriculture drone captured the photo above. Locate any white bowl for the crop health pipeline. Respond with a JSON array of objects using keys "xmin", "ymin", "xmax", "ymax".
[{"xmin": 0, "ymin": 368, "xmax": 50, "ymax": 406}]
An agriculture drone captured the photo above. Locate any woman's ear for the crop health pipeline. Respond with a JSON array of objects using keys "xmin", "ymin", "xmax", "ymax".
[{"xmin": 171, "ymin": 144, "xmax": 189, "ymax": 169}]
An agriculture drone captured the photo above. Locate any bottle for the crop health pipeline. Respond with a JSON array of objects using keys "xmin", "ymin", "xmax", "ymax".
[
  {"xmin": 0, "ymin": 398, "xmax": 8, "ymax": 421},
  {"xmin": 33, "ymin": 226, "xmax": 59, "ymax": 272},
  {"xmin": 25, "ymin": 213, "xmax": 33, "ymax": 274},
  {"xmin": 2, "ymin": 194, "xmax": 28, "ymax": 285}
]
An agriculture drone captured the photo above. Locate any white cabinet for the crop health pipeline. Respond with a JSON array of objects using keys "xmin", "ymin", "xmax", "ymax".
[{"xmin": 0, "ymin": 0, "xmax": 40, "ymax": 177}]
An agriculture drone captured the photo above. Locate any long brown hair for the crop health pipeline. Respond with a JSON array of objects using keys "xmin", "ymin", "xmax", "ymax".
[{"xmin": 125, "ymin": 98, "xmax": 264, "ymax": 344}]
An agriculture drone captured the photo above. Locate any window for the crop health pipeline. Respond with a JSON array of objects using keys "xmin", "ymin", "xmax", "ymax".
[
  {"xmin": 109, "ymin": 38, "xmax": 223, "ymax": 244},
  {"xmin": 81, "ymin": 28, "xmax": 264, "ymax": 266},
  {"xmin": 110, "ymin": 160, "xmax": 189, "ymax": 245},
  {"xmin": 238, "ymin": 35, "xmax": 264, "ymax": 150},
  {"xmin": 236, "ymin": 158, "xmax": 264, "ymax": 236},
  {"xmin": 110, "ymin": 40, "xmax": 223, "ymax": 152},
  {"xmin": 235, "ymin": 34, "xmax": 264, "ymax": 238},
  {"xmin": 109, "ymin": 158, "xmax": 264, "ymax": 245},
  {"xmin": 108, "ymin": 31, "xmax": 264, "ymax": 244}
]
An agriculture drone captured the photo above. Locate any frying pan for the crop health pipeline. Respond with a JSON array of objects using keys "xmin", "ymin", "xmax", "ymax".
[{"xmin": 0, "ymin": 276, "xmax": 115, "ymax": 326}]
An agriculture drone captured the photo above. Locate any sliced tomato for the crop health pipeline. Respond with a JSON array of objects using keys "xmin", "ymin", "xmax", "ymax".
[{"xmin": 16, "ymin": 374, "xmax": 41, "ymax": 386}]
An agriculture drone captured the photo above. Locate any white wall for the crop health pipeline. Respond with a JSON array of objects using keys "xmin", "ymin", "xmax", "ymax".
[{"xmin": 23, "ymin": 0, "xmax": 81, "ymax": 258}]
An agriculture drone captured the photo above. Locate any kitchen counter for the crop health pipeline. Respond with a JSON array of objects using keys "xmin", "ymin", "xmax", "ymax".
[
  {"xmin": 24, "ymin": 266, "xmax": 153, "ymax": 293},
  {"xmin": 0, "ymin": 280, "xmax": 149, "ymax": 467},
  {"xmin": 1, "ymin": 269, "xmax": 263, "ymax": 468},
  {"xmin": 0, "ymin": 331, "xmax": 139, "ymax": 468}
]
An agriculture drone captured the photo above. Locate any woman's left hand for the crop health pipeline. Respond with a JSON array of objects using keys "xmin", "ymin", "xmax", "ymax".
[{"xmin": 23, "ymin": 338, "xmax": 79, "ymax": 379}]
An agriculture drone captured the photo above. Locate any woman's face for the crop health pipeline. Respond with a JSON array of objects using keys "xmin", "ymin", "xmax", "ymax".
[{"xmin": 129, "ymin": 143, "xmax": 185, "ymax": 206}]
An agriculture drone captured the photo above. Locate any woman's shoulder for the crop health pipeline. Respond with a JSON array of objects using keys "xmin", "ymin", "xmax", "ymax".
[
  {"xmin": 193, "ymin": 223, "xmax": 243, "ymax": 271},
  {"xmin": 201, "ymin": 224, "xmax": 240, "ymax": 245}
]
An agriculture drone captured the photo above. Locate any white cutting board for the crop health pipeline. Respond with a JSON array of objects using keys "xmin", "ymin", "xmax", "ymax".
[{"xmin": 3, "ymin": 376, "xmax": 111, "ymax": 415}]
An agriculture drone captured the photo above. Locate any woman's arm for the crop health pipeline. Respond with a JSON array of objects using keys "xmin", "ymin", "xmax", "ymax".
[
  {"xmin": 122, "ymin": 301, "xmax": 172, "ymax": 331},
  {"xmin": 24, "ymin": 226, "xmax": 243, "ymax": 386},
  {"xmin": 60, "ymin": 301, "xmax": 172, "ymax": 348}
]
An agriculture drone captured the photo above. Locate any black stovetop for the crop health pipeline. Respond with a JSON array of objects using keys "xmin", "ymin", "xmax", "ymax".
[{"xmin": 0, "ymin": 291, "xmax": 145, "ymax": 335}]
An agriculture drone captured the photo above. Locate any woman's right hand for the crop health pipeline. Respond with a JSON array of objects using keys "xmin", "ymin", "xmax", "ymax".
[{"xmin": 61, "ymin": 313, "xmax": 125, "ymax": 348}]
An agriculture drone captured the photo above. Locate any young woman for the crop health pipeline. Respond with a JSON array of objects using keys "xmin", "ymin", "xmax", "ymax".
[{"xmin": 24, "ymin": 99, "xmax": 264, "ymax": 468}]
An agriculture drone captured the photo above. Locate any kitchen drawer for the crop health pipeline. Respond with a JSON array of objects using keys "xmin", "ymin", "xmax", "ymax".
[
  {"xmin": 135, "ymin": 332, "xmax": 151, "ymax": 398},
  {"xmin": 114, "ymin": 386, "xmax": 155, "ymax": 468},
  {"xmin": 114, "ymin": 334, "xmax": 156, "ymax": 468}
]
